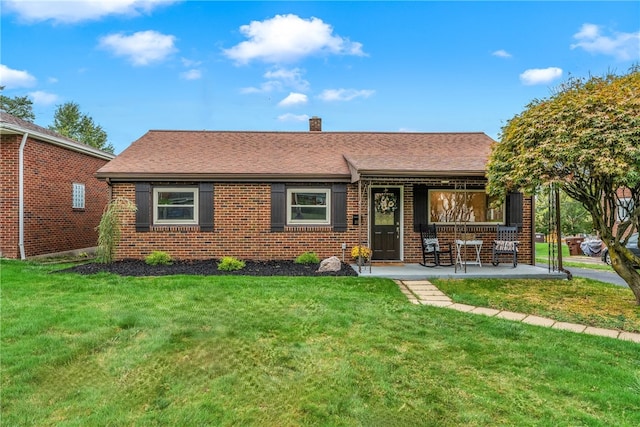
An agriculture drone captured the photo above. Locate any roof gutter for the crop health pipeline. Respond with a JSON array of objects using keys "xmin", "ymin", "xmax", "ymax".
[
  {"xmin": 18, "ymin": 132, "xmax": 28, "ymax": 260},
  {"xmin": 95, "ymin": 172, "xmax": 352, "ymax": 183},
  {"xmin": 0, "ymin": 122, "xmax": 114, "ymax": 161}
]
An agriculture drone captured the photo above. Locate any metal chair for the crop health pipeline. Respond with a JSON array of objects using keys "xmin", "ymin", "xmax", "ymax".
[{"xmin": 420, "ymin": 224, "xmax": 453, "ymax": 267}]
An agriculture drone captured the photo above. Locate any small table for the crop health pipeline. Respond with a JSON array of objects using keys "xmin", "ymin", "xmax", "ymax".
[{"xmin": 455, "ymin": 240, "xmax": 483, "ymax": 267}]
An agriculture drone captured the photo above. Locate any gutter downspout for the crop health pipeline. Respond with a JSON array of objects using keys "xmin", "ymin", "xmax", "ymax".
[{"xmin": 18, "ymin": 132, "xmax": 28, "ymax": 260}]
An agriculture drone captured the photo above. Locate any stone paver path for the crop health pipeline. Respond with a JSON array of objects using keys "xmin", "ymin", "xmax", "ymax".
[{"xmin": 396, "ymin": 279, "xmax": 640, "ymax": 344}]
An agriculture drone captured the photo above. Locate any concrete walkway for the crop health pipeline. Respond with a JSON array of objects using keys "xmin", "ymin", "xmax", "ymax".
[{"xmin": 397, "ymin": 279, "xmax": 640, "ymax": 344}]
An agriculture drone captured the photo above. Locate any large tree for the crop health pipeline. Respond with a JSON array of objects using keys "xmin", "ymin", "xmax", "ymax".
[
  {"xmin": 487, "ymin": 67, "xmax": 640, "ymax": 303},
  {"xmin": 49, "ymin": 102, "xmax": 114, "ymax": 153},
  {"xmin": 0, "ymin": 86, "xmax": 35, "ymax": 122}
]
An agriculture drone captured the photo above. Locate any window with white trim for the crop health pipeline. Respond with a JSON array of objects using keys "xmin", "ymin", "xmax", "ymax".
[
  {"xmin": 153, "ymin": 187, "xmax": 198, "ymax": 225},
  {"xmin": 72, "ymin": 183, "xmax": 85, "ymax": 209},
  {"xmin": 428, "ymin": 189, "xmax": 504, "ymax": 224},
  {"xmin": 287, "ymin": 188, "xmax": 331, "ymax": 225},
  {"xmin": 617, "ymin": 197, "xmax": 634, "ymax": 222}
]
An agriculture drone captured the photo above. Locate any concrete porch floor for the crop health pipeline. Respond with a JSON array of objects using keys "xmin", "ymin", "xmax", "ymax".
[{"xmin": 351, "ymin": 263, "xmax": 568, "ymax": 280}]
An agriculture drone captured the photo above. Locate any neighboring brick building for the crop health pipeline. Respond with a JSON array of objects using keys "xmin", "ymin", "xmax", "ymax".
[
  {"xmin": 614, "ymin": 187, "xmax": 637, "ymax": 236},
  {"xmin": 0, "ymin": 112, "xmax": 114, "ymax": 259},
  {"xmin": 96, "ymin": 118, "xmax": 534, "ymax": 264}
]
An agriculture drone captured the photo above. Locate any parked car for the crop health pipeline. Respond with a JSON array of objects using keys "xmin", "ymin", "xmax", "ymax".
[{"xmin": 601, "ymin": 232, "xmax": 640, "ymax": 266}]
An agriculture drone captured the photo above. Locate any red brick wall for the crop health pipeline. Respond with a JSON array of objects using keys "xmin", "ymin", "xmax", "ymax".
[
  {"xmin": 0, "ymin": 134, "xmax": 111, "ymax": 258},
  {"xmin": 111, "ymin": 182, "xmax": 534, "ymax": 265},
  {"xmin": 0, "ymin": 135, "xmax": 20, "ymax": 258}
]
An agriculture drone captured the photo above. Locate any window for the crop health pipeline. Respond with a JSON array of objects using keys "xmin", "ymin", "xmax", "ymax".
[
  {"xmin": 72, "ymin": 183, "xmax": 85, "ymax": 209},
  {"xmin": 286, "ymin": 188, "xmax": 331, "ymax": 225},
  {"xmin": 153, "ymin": 187, "xmax": 198, "ymax": 225},
  {"xmin": 429, "ymin": 189, "xmax": 504, "ymax": 224},
  {"xmin": 617, "ymin": 198, "xmax": 634, "ymax": 222}
]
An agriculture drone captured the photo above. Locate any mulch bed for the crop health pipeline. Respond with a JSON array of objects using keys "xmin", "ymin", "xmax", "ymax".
[{"xmin": 57, "ymin": 259, "xmax": 358, "ymax": 277}]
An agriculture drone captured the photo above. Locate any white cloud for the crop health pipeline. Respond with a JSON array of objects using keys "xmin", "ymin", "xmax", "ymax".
[
  {"xmin": 241, "ymin": 67, "xmax": 310, "ymax": 94},
  {"xmin": 277, "ymin": 113, "xmax": 309, "ymax": 122},
  {"xmin": 28, "ymin": 91, "xmax": 59, "ymax": 106},
  {"xmin": 318, "ymin": 88, "xmax": 375, "ymax": 102},
  {"xmin": 180, "ymin": 69, "xmax": 202, "ymax": 80},
  {"xmin": 278, "ymin": 92, "xmax": 308, "ymax": 107},
  {"xmin": 264, "ymin": 67, "xmax": 310, "ymax": 91},
  {"xmin": 519, "ymin": 67, "xmax": 563, "ymax": 85},
  {"xmin": 99, "ymin": 30, "xmax": 177, "ymax": 66},
  {"xmin": 181, "ymin": 58, "xmax": 202, "ymax": 68},
  {"xmin": 3, "ymin": 0, "xmax": 179, "ymax": 24},
  {"xmin": 0, "ymin": 64, "xmax": 37, "ymax": 88},
  {"xmin": 492, "ymin": 49, "xmax": 512, "ymax": 58},
  {"xmin": 239, "ymin": 86, "xmax": 262, "ymax": 94},
  {"xmin": 571, "ymin": 23, "xmax": 640, "ymax": 61},
  {"xmin": 223, "ymin": 14, "xmax": 366, "ymax": 64}
]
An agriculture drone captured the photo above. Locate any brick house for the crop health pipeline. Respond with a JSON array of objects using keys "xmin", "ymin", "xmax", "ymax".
[
  {"xmin": 0, "ymin": 112, "xmax": 115, "ymax": 259},
  {"xmin": 96, "ymin": 118, "xmax": 534, "ymax": 264}
]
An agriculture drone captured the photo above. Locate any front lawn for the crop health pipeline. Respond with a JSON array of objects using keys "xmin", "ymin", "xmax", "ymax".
[
  {"xmin": 432, "ymin": 277, "xmax": 640, "ymax": 332},
  {"xmin": 2, "ymin": 260, "xmax": 639, "ymax": 426}
]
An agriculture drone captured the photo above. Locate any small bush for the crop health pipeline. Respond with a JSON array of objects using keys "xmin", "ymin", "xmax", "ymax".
[
  {"xmin": 295, "ymin": 252, "xmax": 320, "ymax": 265},
  {"xmin": 217, "ymin": 256, "xmax": 246, "ymax": 271},
  {"xmin": 145, "ymin": 251, "xmax": 173, "ymax": 266}
]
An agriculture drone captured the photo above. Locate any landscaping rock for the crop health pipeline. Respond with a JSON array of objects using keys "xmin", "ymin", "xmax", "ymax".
[{"xmin": 317, "ymin": 256, "xmax": 342, "ymax": 273}]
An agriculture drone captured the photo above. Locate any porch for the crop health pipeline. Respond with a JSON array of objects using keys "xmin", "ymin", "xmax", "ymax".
[{"xmin": 351, "ymin": 262, "xmax": 568, "ymax": 280}]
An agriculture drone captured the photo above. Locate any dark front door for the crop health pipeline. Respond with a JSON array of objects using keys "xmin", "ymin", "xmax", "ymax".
[{"xmin": 371, "ymin": 188, "xmax": 401, "ymax": 260}]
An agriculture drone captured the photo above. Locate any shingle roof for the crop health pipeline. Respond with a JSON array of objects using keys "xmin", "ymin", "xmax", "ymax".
[
  {"xmin": 0, "ymin": 111, "xmax": 115, "ymax": 160},
  {"xmin": 0, "ymin": 111, "xmax": 71, "ymax": 141},
  {"xmin": 97, "ymin": 130, "xmax": 495, "ymax": 182}
]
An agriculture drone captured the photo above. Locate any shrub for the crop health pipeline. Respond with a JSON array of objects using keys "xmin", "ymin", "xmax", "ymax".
[
  {"xmin": 96, "ymin": 198, "xmax": 137, "ymax": 264},
  {"xmin": 295, "ymin": 252, "xmax": 320, "ymax": 265},
  {"xmin": 145, "ymin": 251, "xmax": 173, "ymax": 266},
  {"xmin": 217, "ymin": 256, "xmax": 246, "ymax": 271}
]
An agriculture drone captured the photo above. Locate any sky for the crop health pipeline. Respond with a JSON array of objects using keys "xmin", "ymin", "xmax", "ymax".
[{"xmin": 1, "ymin": 1, "xmax": 639, "ymax": 154}]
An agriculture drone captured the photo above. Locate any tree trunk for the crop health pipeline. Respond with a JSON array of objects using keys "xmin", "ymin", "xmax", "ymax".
[{"xmin": 609, "ymin": 246, "xmax": 640, "ymax": 305}]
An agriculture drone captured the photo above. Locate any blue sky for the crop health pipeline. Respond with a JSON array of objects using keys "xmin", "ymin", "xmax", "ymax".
[{"xmin": 1, "ymin": 1, "xmax": 639, "ymax": 154}]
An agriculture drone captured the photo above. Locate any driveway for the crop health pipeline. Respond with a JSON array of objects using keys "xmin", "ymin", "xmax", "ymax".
[
  {"xmin": 539, "ymin": 262, "xmax": 628, "ymax": 287},
  {"xmin": 564, "ymin": 265, "xmax": 629, "ymax": 287}
]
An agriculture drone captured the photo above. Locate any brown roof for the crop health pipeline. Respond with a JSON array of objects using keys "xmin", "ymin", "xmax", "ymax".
[
  {"xmin": 97, "ymin": 130, "xmax": 495, "ymax": 182},
  {"xmin": 0, "ymin": 112, "xmax": 115, "ymax": 160}
]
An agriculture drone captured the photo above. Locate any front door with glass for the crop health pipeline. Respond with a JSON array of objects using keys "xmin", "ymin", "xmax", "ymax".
[{"xmin": 371, "ymin": 188, "xmax": 401, "ymax": 260}]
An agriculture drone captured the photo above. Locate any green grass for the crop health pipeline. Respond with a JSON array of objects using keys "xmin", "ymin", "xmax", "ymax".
[
  {"xmin": 2, "ymin": 260, "xmax": 640, "ymax": 426},
  {"xmin": 433, "ymin": 277, "xmax": 640, "ymax": 332},
  {"xmin": 536, "ymin": 241, "xmax": 571, "ymax": 259},
  {"xmin": 535, "ymin": 242, "xmax": 615, "ymax": 271}
]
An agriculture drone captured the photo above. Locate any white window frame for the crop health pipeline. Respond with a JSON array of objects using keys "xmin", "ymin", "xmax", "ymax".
[
  {"xmin": 72, "ymin": 183, "xmax": 85, "ymax": 209},
  {"xmin": 428, "ymin": 189, "xmax": 505, "ymax": 225},
  {"xmin": 153, "ymin": 187, "xmax": 198, "ymax": 225},
  {"xmin": 286, "ymin": 188, "xmax": 331, "ymax": 225}
]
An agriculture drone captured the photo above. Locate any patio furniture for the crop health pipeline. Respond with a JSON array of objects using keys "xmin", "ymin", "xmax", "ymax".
[
  {"xmin": 492, "ymin": 225, "xmax": 519, "ymax": 267},
  {"xmin": 455, "ymin": 239, "xmax": 483, "ymax": 267},
  {"xmin": 420, "ymin": 224, "xmax": 453, "ymax": 267}
]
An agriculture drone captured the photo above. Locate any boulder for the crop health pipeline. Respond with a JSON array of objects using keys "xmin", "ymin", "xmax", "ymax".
[{"xmin": 317, "ymin": 256, "xmax": 342, "ymax": 273}]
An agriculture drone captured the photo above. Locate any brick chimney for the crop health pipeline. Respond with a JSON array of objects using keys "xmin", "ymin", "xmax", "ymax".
[{"xmin": 309, "ymin": 116, "xmax": 322, "ymax": 132}]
